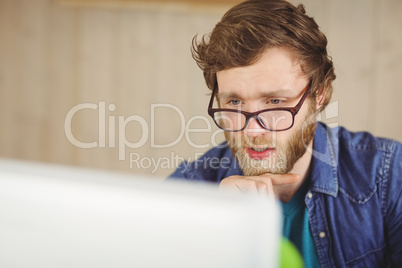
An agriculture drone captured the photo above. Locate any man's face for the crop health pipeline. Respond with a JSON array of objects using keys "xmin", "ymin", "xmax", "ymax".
[{"xmin": 216, "ymin": 47, "xmax": 317, "ymax": 175}]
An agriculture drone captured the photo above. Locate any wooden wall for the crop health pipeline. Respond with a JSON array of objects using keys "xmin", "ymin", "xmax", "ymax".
[{"xmin": 0, "ymin": 0, "xmax": 401, "ymax": 178}]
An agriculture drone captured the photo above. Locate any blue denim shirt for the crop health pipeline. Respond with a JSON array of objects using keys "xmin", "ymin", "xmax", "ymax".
[{"xmin": 168, "ymin": 123, "xmax": 402, "ymax": 267}]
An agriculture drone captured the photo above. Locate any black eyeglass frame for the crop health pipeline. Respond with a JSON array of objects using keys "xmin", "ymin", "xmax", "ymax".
[{"xmin": 207, "ymin": 81, "xmax": 312, "ymax": 132}]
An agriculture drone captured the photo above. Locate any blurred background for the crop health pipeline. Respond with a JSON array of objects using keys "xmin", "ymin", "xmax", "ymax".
[{"xmin": 0, "ymin": 0, "xmax": 401, "ymax": 178}]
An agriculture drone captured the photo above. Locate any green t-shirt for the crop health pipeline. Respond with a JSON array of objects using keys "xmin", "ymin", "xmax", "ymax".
[{"xmin": 281, "ymin": 178, "xmax": 321, "ymax": 268}]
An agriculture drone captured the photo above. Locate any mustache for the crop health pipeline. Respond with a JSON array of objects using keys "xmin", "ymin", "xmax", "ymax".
[{"xmin": 227, "ymin": 134, "xmax": 278, "ymax": 149}]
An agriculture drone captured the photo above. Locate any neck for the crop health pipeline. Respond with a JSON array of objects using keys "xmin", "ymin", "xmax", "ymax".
[{"xmin": 275, "ymin": 139, "xmax": 314, "ymax": 203}]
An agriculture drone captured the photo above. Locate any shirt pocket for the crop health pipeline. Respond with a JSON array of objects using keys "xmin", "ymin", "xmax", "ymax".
[
  {"xmin": 332, "ymin": 189, "xmax": 386, "ymax": 267},
  {"xmin": 345, "ymin": 246, "xmax": 387, "ymax": 268}
]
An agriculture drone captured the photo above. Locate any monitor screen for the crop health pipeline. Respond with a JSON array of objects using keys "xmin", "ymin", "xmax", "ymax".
[{"xmin": 0, "ymin": 158, "xmax": 281, "ymax": 268}]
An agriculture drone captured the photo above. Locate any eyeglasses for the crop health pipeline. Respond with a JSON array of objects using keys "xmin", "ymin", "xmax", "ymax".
[{"xmin": 208, "ymin": 81, "xmax": 311, "ymax": 132}]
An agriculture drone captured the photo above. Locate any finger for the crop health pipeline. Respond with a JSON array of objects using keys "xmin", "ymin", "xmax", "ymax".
[
  {"xmin": 236, "ymin": 173, "xmax": 299, "ymax": 185},
  {"xmin": 255, "ymin": 181, "xmax": 269, "ymax": 194},
  {"xmin": 219, "ymin": 177, "xmax": 253, "ymax": 192},
  {"xmin": 265, "ymin": 177, "xmax": 274, "ymax": 196},
  {"xmin": 265, "ymin": 178, "xmax": 275, "ymax": 203},
  {"xmin": 259, "ymin": 173, "xmax": 300, "ymax": 186},
  {"xmin": 255, "ymin": 178, "xmax": 275, "ymax": 201},
  {"xmin": 220, "ymin": 177, "xmax": 271, "ymax": 195}
]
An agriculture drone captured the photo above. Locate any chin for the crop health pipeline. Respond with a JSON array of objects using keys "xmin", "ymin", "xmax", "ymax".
[
  {"xmin": 242, "ymin": 167, "xmax": 289, "ymax": 176},
  {"xmin": 236, "ymin": 153, "xmax": 291, "ymax": 176}
]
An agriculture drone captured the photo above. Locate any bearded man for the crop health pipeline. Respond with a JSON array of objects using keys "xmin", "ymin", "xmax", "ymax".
[{"xmin": 168, "ymin": 0, "xmax": 402, "ymax": 267}]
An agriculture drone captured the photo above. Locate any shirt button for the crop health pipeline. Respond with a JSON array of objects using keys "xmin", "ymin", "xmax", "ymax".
[
  {"xmin": 319, "ymin": 232, "xmax": 326, "ymax": 238},
  {"xmin": 307, "ymin": 192, "xmax": 313, "ymax": 199}
]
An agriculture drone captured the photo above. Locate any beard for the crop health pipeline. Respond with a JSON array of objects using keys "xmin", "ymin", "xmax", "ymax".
[{"xmin": 225, "ymin": 100, "xmax": 317, "ymax": 176}]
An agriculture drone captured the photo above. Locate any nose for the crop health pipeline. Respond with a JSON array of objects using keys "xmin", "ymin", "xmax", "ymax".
[{"xmin": 243, "ymin": 116, "xmax": 268, "ymax": 137}]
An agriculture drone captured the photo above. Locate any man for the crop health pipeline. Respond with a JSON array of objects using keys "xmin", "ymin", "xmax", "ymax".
[{"xmin": 168, "ymin": 0, "xmax": 402, "ymax": 267}]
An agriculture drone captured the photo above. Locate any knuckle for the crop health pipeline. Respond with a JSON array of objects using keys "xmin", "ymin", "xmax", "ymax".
[
  {"xmin": 255, "ymin": 181, "xmax": 267, "ymax": 190},
  {"xmin": 261, "ymin": 176, "xmax": 272, "ymax": 185}
]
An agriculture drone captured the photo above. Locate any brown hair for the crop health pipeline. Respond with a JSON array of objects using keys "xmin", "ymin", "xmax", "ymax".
[{"xmin": 192, "ymin": 0, "xmax": 336, "ymax": 111}]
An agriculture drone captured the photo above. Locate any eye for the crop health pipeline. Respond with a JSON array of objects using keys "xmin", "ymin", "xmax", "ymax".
[
  {"xmin": 229, "ymin": 100, "xmax": 242, "ymax": 106},
  {"xmin": 269, "ymin": 99, "xmax": 282, "ymax": 105}
]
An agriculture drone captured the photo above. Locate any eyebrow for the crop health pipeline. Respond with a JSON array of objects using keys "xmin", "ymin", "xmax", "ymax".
[{"xmin": 216, "ymin": 89, "xmax": 293, "ymax": 101}]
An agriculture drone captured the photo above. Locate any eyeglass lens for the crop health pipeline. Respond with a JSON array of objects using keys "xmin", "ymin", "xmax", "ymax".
[{"xmin": 213, "ymin": 110, "xmax": 293, "ymax": 131}]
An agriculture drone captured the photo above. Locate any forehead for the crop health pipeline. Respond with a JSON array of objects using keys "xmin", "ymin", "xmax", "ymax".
[{"xmin": 216, "ymin": 47, "xmax": 307, "ymax": 97}]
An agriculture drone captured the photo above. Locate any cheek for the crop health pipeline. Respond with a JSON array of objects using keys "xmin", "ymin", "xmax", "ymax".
[
  {"xmin": 224, "ymin": 131, "xmax": 238, "ymax": 140},
  {"xmin": 224, "ymin": 132, "xmax": 242, "ymax": 147},
  {"xmin": 270, "ymin": 132, "xmax": 290, "ymax": 146}
]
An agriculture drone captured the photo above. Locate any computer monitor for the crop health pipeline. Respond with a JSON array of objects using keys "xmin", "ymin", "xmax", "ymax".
[{"xmin": 0, "ymin": 158, "xmax": 281, "ymax": 268}]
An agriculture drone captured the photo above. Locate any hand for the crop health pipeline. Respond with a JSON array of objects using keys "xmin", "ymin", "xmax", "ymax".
[{"xmin": 219, "ymin": 173, "xmax": 300, "ymax": 201}]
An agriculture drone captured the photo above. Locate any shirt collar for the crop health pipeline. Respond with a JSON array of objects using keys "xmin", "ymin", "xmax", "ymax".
[{"xmin": 308, "ymin": 122, "xmax": 339, "ymax": 197}]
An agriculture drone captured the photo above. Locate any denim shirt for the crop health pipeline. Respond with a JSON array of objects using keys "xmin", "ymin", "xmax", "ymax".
[{"xmin": 168, "ymin": 122, "xmax": 402, "ymax": 267}]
